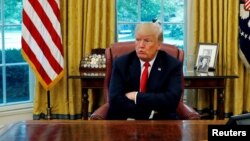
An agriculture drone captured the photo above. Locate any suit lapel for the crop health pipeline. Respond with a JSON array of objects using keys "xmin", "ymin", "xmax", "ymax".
[
  {"xmin": 148, "ymin": 52, "xmax": 167, "ymax": 91},
  {"xmin": 129, "ymin": 55, "xmax": 141, "ymax": 90}
]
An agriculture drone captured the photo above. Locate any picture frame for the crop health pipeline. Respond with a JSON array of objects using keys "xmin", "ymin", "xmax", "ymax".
[{"xmin": 195, "ymin": 43, "xmax": 219, "ymax": 71}]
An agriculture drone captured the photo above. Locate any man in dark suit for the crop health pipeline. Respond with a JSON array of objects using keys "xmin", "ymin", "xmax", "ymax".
[{"xmin": 107, "ymin": 22, "xmax": 182, "ymax": 120}]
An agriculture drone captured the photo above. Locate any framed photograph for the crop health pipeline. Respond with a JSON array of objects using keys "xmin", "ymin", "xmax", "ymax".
[
  {"xmin": 196, "ymin": 56, "xmax": 210, "ymax": 72},
  {"xmin": 195, "ymin": 43, "xmax": 219, "ymax": 71}
]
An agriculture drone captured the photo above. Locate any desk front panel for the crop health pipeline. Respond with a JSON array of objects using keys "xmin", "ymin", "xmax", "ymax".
[
  {"xmin": 184, "ymin": 78, "xmax": 225, "ymax": 88},
  {"xmin": 81, "ymin": 78, "xmax": 104, "ymax": 88},
  {"xmin": 0, "ymin": 120, "xmax": 227, "ymax": 141}
]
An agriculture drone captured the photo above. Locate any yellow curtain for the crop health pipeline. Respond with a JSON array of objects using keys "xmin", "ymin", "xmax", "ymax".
[
  {"xmin": 33, "ymin": 0, "xmax": 115, "ymax": 119},
  {"xmin": 83, "ymin": 0, "xmax": 116, "ymax": 113},
  {"xmin": 187, "ymin": 0, "xmax": 250, "ymax": 118}
]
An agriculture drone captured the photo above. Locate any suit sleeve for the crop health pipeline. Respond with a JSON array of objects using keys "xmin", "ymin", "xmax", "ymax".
[{"xmin": 108, "ymin": 59, "xmax": 137, "ymax": 117}]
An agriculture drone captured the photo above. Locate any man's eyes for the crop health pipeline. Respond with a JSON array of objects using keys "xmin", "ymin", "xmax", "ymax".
[
  {"xmin": 136, "ymin": 38, "xmax": 141, "ymax": 42},
  {"xmin": 136, "ymin": 39, "xmax": 152, "ymax": 42},
  {"xmin": 144, "ymin": 40, "xmax": 151, "ymax": 42}
]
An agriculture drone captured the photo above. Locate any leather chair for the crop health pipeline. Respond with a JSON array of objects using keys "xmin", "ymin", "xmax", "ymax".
[{"xmin": 90, "ymin": 41, "xmax": 201, "ymax": 120}]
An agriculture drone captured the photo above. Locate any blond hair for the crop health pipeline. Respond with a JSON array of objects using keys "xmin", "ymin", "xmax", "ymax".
[{"xmin": 135, "ymin": 22, "xmax": 163, "ymax": 43}]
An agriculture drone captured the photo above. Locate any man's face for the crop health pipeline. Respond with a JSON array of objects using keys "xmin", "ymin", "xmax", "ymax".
[
  {"xmin": 202, "ymin": 58, "xmax": 208, "ymax": 64},
  {"xmin": 135, "ymin": 32, "xmax": 160, "ymax": 62}
]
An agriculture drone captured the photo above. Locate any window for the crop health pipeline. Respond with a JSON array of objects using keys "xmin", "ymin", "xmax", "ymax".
[
  {"xmin": 116, "ymin": 0, "xmax": 186, "ymax": 56},
  {"xmin": 0, "ymin": 0, "xmax": 34, "ymax": 108}
]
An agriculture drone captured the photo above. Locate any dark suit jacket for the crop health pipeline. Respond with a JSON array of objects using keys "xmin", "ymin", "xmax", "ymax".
[{"xmin": 107, "ymin": 50, "xmax": 182, "ymax": 120}]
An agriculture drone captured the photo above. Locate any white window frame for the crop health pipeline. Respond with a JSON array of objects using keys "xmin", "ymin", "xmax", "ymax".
[{"xmin": 0, "ymin": 0, "xmax": 34, "ymax": 112}]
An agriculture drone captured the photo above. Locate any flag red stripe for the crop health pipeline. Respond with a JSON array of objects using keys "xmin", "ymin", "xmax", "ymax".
[
  {"xmin": 245, "ymin": 5, "xmax": 250, "ymax": 10},
  {"xmin": 28, "ymin": 0, "xmax": 64, "ymax": 54},
  {"xmin": 22, "ymin": 38, "xmax": 52, "ymax": 85},
  {"xmin": 22, "ymin": 0, "xmax": 64, "ymax": 90},
  {"xmin": 48, "ymin": 0, "xmax": 61, "ymax": 22},
  {"xmin": 245, "ymin": 0, "xmax": 250, "ymax": 10},
  {"xmin": 23, "ymin": 11, "xmax": 63, "ymax": 74}
]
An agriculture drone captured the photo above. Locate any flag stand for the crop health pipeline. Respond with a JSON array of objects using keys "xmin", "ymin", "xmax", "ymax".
[
  {"xmin": 47, "ymin": 91, "xmax": 52, "ymax": 120},
  {"xmin": 22, "ymin": 0, "xmax": 64, "ymax": 121}
]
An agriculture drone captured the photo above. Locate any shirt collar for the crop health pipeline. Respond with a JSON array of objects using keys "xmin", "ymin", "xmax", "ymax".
[{"xmin": 139, "ymin": 52, "xmax": 157, "ymax": 68}]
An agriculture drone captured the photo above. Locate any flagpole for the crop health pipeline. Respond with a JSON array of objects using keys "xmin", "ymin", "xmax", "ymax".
[
  {"xmin": 47, "ymin": 90, "xmax": 52, "ymax": 120},
  {"xmin": 22, "ymin": 1, "xmax": 64, "ymax": 120}
]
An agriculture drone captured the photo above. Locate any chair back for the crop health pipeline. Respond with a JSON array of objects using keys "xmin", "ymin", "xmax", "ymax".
[{"xmin": 103, "ymin": 41, "xmax": 184, "ymax": 102}]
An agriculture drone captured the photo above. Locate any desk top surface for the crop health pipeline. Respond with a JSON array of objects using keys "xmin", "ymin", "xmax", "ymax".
[{"xmin": 0, "ymin": 120, "xmax": 227, "ymax": 141}]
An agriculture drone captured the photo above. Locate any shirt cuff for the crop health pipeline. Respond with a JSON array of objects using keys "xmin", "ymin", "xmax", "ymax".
[{"xmin": 134, "ymin": 92, "xmax": 138, "ymax": 104}]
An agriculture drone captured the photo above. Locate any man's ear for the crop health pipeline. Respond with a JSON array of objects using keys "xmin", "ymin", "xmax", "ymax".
[{"xmin": 157, "ymin": 43, "xmax": 161, "ymax": 49}]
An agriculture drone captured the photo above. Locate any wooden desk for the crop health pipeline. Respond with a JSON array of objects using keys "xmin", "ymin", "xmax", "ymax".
[
  {"xmin": 184, "ymin": 71, "xmax": 238, "ymax": 120},
  {"xmin": 68, "ymin": 75, "xmax": 104, "ymax": 120},
  {"xmin": 0, "ymin": 120, "xmax": 227, "ymax": 141},
  {"xmin": 70, "ymin": 72, "xmax": 238, "ymax": 120}
]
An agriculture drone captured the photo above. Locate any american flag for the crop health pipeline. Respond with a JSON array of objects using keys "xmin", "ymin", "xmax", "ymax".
[
  {"xmin": 21, "ymin": 0, "xmax": 64, "ymax": 90},
  {"xmin": 239, "ymin": 0, "xmax": 250, "ymax": 70},
  {"xmin": 245, "ymin": 0, "xmax": 250, "ymax": 10}
]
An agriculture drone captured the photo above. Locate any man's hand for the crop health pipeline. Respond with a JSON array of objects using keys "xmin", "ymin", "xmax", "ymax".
[{"xmin": 125, "ymin": 91, "xmax": 137, "ymax": 101}]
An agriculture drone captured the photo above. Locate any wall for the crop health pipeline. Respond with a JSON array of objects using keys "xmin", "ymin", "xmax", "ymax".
[
  {"xmin": 0, "ymin": 108, "xmax": 33, "ymax": 127},
  {"xmin": 0, "ymin": 103, "xmax": 33, "ymax": 128}
]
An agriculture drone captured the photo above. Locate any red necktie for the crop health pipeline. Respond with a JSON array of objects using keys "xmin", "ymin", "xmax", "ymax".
[{"xmin": 140, "ymin": 62, "xmax": 150, "ymax": 93}]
